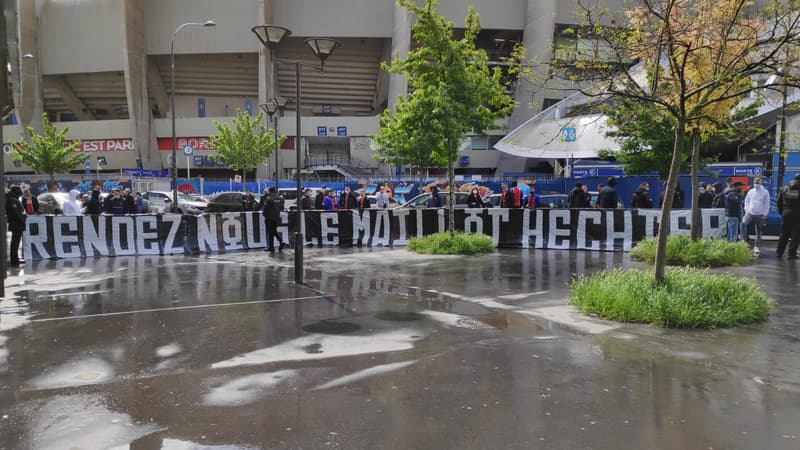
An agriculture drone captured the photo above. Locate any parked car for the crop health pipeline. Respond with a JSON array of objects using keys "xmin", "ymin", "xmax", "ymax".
[
  {"xmin": 537, "ymin": 194, "xmax": 570, "ymax": 208},
  {"xmin": 400, "ymin": 191, "xmax": 470, "ymax": 208},
  {"xmin": 206, "ymin": 191, "xmax": 260, "ymax": 213},
  {"xmin": 366, "ymin": 195, "xmax": 403, "ymax": 209},
  {"xmin": 282, "ymin": 188, "xmax": 322, "ymax": 211},
  {"xmin": 37, "ymin": 192, "xmax": 70, "ymax": 214},
  {"xmin": 143, "ymin": 191, "xmax": 207, "ymax": 215}
]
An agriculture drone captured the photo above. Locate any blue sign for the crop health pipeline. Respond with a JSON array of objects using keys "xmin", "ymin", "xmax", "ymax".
[
  {"xmin": 198, "ymin": 97, "xmax": 206, "ymax": 118},
  {"xmin": 572, "ymin": 167, "xmax": 625, "ymax": 178},
  {"xmin": 121, "ymin": 168, "xmax": 169, "ymax": 177},
  {"xmin": 182, "ymin": 145, "xmax": 194, "ymax": 156},
  {"xmin": 244, "ymin": 98, "xmax": 253, "ymax": 116},
  {"xmin": 337, "ymin": 126, "xmax": 347, "ymax": 137},
  {"xmin": 194, "ymin": 156, "xmax": 205, "ymax": 166},
  {"xmin": 317, "ymin": 126, "xmax": 328, "ymax": 137},
  {"xmin": 459, "ymin": 155, "xmax": 470, "ymax": 167},
  {"xmin": 561, "ymin": 127, "xmax": 577, "ymax": 142},
  {"xmin": 85, "ymin": 159, "xmax": 91, "ymax": 174},
  {"xmin": 706, "ymin": 165, "xmax": 764, "ymax": 176}
]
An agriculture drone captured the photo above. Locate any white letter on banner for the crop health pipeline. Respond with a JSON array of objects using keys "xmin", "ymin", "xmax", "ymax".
[
  {"xmin": 701, "ymin": 209, "xmax": 726, "ymax": 239},
  {"xmin": 437, "ymin": 209, "xmax": 445, "ymax": 233},
  {"xmin": 52, "ymin": 216, "xmax": 81, "ymax": 258},
  {"xmin": 521, "ymin": 209, "xmax": 544, "ymax": 249},
  {"xmin": 636, "ymin": 209, "xmax": 661, "ymax": 239},
  {"xmin": 111, "ymin": 216, "xmax": 136, "ymax": 256},
  {"xmin": 25, "ymin": 216, "xmax": 51, "ymax": 259},
  {"xmin": 196, "ymin": 215, "xmax": 219, "ymax": 252},
  {"xmin": 415, "ymin": 209, "xmax": 424, "ymax": 237},
  {"xmin": 464, "ymin": 209, "xmax": 483, "ymax": 235},
  {"xmin": 82, "ymin": 216, "xmax": 109, "ymax": 257},
  {"xmin": 135, "ymin": 216, "xmax": 160, "ymax": 255},
  {"xmin": 352, "ymin": 210, "xmax": 370, "ymax": 245},
  {"xmin": 488, "ymin": 208, "xmax": 509, "ymax": 246},
  {"xmin": 278, "ymin": 211, "xmax": 289, "ymax": 244},
  {"xmin": 245, "ymin": 212, "xmax": 267, "ymax": 248},
  {"xmin": 670, "ymin": 210, "xmax": 691, "ymax": 236},
  {"xmin": 577, "ymin": 210, "xmax": 601, "ymax": 250},
  {"xmin": 548, "ymin": 209, "xmax": 572, "ymax": 250},
  {"xmin": 373, "ymin": 210, "xmax": 391, "ymax": 246},
  {"xmin": 221, "ymin": 213, "xmax": 243, "ymax": 251},
  {"xmin": 162, "ymin": 215, "xmax": 184, "ymax": 254},
  {"xmin": 392, "ymin": 208, "xmax": 410, "ymax": 245},
  {"xmin": 605, "ymin": 210, "xmax": 633, "ymax": 251},
  {"xmin": 320, "ymin": 212, "xmax": 339, "ymax": 245}
]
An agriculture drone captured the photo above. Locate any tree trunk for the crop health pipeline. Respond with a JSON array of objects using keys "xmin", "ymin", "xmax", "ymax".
[
  {"xmin": 242, "ymin": 170, "xmax": 246, "ymax": 192},
  {"xmin": 654, "ymin": 120, "xmax": 686, "ymax": 282},
  {"xmin": 447, "ymin": 137, "xmax": 455, "ymax": 236},
  {"xmin": 690, "ymin": 128, "xmax": 701, "ymax": 241}
]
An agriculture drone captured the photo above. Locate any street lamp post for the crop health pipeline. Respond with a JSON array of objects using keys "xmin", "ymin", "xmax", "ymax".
[
  {"xmin": 252, "ymin": 25, "xmax": 341, "ymax": 285},
  {"xmin": 259, "ymin": 96, "xmax": 289, "ymax": 189},
  {"xmin": 171, "ymin": 20, "xmax": 215, "ymax": 212}
]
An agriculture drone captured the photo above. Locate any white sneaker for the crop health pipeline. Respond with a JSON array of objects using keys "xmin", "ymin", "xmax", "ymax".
[{"xmin": 753, "ymin": 246, "xmax": 760, "ymax": 254}]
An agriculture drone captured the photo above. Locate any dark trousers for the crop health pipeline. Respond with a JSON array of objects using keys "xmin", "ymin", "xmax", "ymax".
[
  {"xmin": 9, "ymin": 229, "xmax": 22, "ymax": 264},
  {"xmin": 266, "ymin": 220, "xmax": 282, "ymax": 249},
  {"xmin": 777, "ymin": 213, "xmax": 800, "ymax": 257}
]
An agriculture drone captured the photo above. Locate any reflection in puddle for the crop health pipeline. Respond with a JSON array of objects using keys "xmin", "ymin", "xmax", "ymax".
[
  {"xmin": 301, "ymin": 320, "xmax": 362, "ymax": 334},
  {"xmin": 313, "ymin": 360, "xmax": 418, "ymax": 391},
  {"xmin": 421, "ymin": 310, "xmax": 495, "ymax": 330},
  {"xmin": 159, "ymin": 438, "xmax": 260, "ymax": 449},
  {"xmin": 211, "ymin": 329, "xmax": 424, "ymax": 369},
  {"xmin": 27, "ymin": 357, "xmax": 114, "ymax": 390},
  {"xmin": 156, "ymin": 342, "xmax": 183, "ymax": 358},
  {"xmin": 375, "ymin": 311, "xmax": 425, "ymax": 322},
  {"xmin": 203, "ymin": 370, "xmax": 297, "ymax": 407}
]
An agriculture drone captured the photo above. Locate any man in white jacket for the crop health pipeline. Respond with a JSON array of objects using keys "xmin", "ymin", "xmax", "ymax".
[
  {"xmin": 742, "ymin": 177, "xmax": 770, "ymax": 254},
  {"xmin": 62, "ymin": 190, "xmax": 84, "ymax": 216}
]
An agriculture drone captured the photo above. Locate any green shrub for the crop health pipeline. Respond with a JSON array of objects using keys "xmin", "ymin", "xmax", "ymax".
[
  {"xmin": 407, "ymin": 232, "xmax": 494, "ymax": 255},
  {"xmin": 569, "ymin": 267, "xmax": 773, "ymax": 328},
  {"xmin": 631, "ymin": 236, "xmax": 752, "ymax": 267}
]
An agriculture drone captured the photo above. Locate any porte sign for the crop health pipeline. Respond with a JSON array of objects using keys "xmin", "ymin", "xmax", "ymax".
[{"xmin": 182, "ymin": 145, "xmax": 194, "ymax": 156}]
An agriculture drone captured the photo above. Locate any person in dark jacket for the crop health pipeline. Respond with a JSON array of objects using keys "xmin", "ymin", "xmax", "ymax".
[
  {"xmin": 339, "ymin": 186, "xmax": 358, "ymax": 210},
  {"xmin": 568, "ymin": 182, "xmax": 590, "ymax": 208},
  {"xmin": 314, "ymin": 185, "xmax": 327, "ymax": 210},
  {"xmin": 85, "ymin": 187, "xmax": 102, "ymax": 215},
  {"xmin": 698, "ymin": 184, "xmax": 715, "ymax": 208},
  {"xmin": 777, "ymin": 174, "xmax": 800, "ymax": 259},
  {"xmin": 597, "ymin": 177, "xmax": 621, "ymax": 209},
  {"xmin": 724, "ymin": 182, "xmax": 744, "ymax": 242},
  {"xmin": 123, "ymin": 189, "xmax": 136, "ymax": 214},
  {"xmin": 5, "ymin": 185, "xmax": 25, "ymax": 266},
  {"xmin": 21, "ymin": 189, "xmax": 39, "ymax": 215},
  {"xmin": 262, "ymin": 187, "xmax": 285, "ymax": 252},
  {"xmin": 300, "ymin": 188, "xmax": 313, "ymax": 211},
  {"xmin": 505, "ymin": 181, "xmax": 522, "ymax": 208},
  {"xmin": 711, "ymin": 182, "xmax": 726, "ymax": 208},
  {"xmin": 241, "ymin": 190, "xmax": 256, "ymax": 211},
  {"xmin": 631, "ymin": 181, "xmax": 654, "ymax": 208},
  {"xmin": 466, "ymin": 187, "xmax": 485, "ymax": 208},
  {"xmin": 107, "ymin": 188, "xmax": 128, "ymax": 215},
  {"xmin": 660, "ymin": 183, "xmax": 685, "ymax": 208},
  {"xmin": 427, "ymin": 187, "xmax": 443, "ymax": 208},
  {"xmin": 357, "ymin": 187, "xmax": 369, "ymax": 213}
]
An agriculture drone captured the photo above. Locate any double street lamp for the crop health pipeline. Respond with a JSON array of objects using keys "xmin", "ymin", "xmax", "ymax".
[
  {"xmin": 252, "ymin": 25, "xmax": 341, "ymax": 285},
  {"xmin": 259, "ymin": 96, "xmax": 289, "ymax": 189},
  {"xmin": 170, "ymin": 20, "xmax": 215, "ymax": 212}
]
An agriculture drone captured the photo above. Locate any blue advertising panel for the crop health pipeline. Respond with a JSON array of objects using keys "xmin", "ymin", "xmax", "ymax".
[
  {"xmin": 317, "ymin": 126, "xmax": 328, "ymax": 137},
  {"xmin": 194, "ymin": 156, "xmax": 205, "ymax": 166},
  {"xmin": 198, "ymin": 97, "xmax": 206, "ymax": 118},
  {"xmin": 337, "ymin": 126, "xmax": 347, "ymax": 136}
]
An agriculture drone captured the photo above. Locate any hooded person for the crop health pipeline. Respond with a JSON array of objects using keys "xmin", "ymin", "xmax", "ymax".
[
  {"xmin": 63, "ymin": 189, "xmax": 84, "ymax": 216},
  {"xmin": 5, "ymin": 185, "xmax": 25, "ymax": 266},
  {"xmin": 598, "ymin": 177, "xmax": 621, "ymax": 209},
  {"xmin": 85, "ymin": 187, "xmax": 102, "ymax": 215}
]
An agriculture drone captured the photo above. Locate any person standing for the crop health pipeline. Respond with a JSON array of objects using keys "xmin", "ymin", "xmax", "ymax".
[
  {"xmin": 777, "ymin": 174, "xmax": 800, "ymax": 259},
  {"xmin": 698, "ymin": 184, "xmax": 715, "ymax": 208},
  {"xmin": 123, "ymin": 189, "xmax": 136, "ymax": 214},
  {"xmin": 322, "ymin": 189, "xmax": 339, "ymax": 211},
  {"xmin": 499, "ymin": 183, "xmax": 508, "ymax": 208},
  {"xmin": 467, "ymin": 187, "xmax": 484, "ymax": 208},
  {"xmin": 21, "ymin": 189, "xmax": 38, "ymax": 215},
  {"xmin": 375, "ymin": 187, "xmax": 390, "ymax": 209},
  {"xmin": 63, "ymin": 190, "xmax": 83, "ymax": 216},
  {"xmin": 241, "ymin": 190, "xmax": 256, "ymax": 211},
  {"xmin": 525, "ymin": 186, "xmax": 541, "ymax": 209},
  {"xmin": 339, "ymin": 186, "xmax": 358, "ymax": 210},
  {"xmin": 724, "ymin": 182, "xmax": 744, "ymax": 242},
  {"xmin": 108, "ymin": 188, "xmax": 128, "ymax": 215},
  {"xmin": 357, "ymin": 187, "xmax": 369, "ymax": 213},
  {"xmin": 631, "ymin": 181, "xmax": 654, "ymax": 208},
  {"xmin": 5, "ymin": 185, "xmax": 25, "ymax": 267},
  {"xmin": 568, "ymin": 182, "xmax": 589, "ymax": 208},
  {"xmin": 300, "ymin": 188, "xmax": 313, "ymax": 211},
  {"xmin": 262, "ymin": 187, "xmax": 285, "ymax": 252},
  {"xmin": 427, "ymin": 186, "xmax": 443, "ymax": 208},
  {"xmin": 314, "ymin": 185, "xmax": 327, "ymax": 210},
  {"xmin": 505, "ymin": 181, "xmax": 522, "ymax": 208},
  {"xmin": 85, "ymin": 186, "xmax": 102, "ymax": 215},
  {"xmin": 598, "ymin": 177, "xmax": 621, "ymax": 209},
  {"xmin": 742, "ymin": 177, "xmax": 770, "ymax": 254}
]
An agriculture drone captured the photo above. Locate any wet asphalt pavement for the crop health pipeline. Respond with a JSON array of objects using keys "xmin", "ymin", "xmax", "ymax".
[{"xmin": 0, "ymin": 245, "xmax": 798, "ymax": 449}]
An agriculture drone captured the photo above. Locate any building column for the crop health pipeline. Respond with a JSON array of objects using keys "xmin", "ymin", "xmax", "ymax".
[
  {"xmin": 256, "ymin": 0, "xmax": 275, "ymax": 179},
  {"xmin": 496, "ymin": 0, "xmax": 558, "ymax": 176},
  {"xmin": 121, "ymin": 0, "xmax": 158, "ymax": 169},
  {"xmin": 387, "ymin": 1, "xmax": 411, "ymax": 110},
  {"xmin": 8, "ymin": 0, "xmax": 44, "ymax": 132}
]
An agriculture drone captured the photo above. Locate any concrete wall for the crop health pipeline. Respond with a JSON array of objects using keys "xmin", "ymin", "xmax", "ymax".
[
  {"xmin": 144, "ymin": 0, "xmax": 261, "ymax": 55},
  {"xmin": 40, "ymin": 0, "xmax": 125, "ymax": 74},
  {"xmin": 274, "ymin": 0, "xmax": 394, "ymax": 37},
  {"xmin": 438, "ymin": 0, "xmax": 525, "ymax": 29}
]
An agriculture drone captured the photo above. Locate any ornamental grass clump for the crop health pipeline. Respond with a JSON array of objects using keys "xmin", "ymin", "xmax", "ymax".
[
  {"xmin": 569, "ymin": 267, "xmax": 773, "ymax": 329},
  {"xmin": 631, "ymin": 236, "xmax": 752, "ymax": 267},
  {"xmin": 407, "ymin": 232, "xmax": 494, "ymax": 255}
]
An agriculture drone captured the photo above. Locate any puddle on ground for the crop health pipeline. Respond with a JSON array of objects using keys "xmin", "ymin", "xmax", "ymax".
[{"xmin": 302, "ymin": 320, "xmax": 362, "ymax": 334}]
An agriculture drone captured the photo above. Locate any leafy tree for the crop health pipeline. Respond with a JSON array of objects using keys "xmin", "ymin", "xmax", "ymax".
[
  {"xmin": 13, "ymin": 113, "xmax": 83, "ymax": 187},
  {"xmin": 209, "ymin": 109, "xmax": 284, "ymax": 187},
  {"xmin": 375, "ymin": 0, "xmax": 515, "ymax": 233},
  {"xmin": 523, "ymin": 0, "xmax": 800, "ymax": 282}
]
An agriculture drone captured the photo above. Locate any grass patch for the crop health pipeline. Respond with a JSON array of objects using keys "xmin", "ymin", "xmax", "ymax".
[
  {"xmin": 631, "ymin": 236, "xmax": 752, "ymax": 267},
  {"xmin": 569, "ymin": 267, "xmax": 773, "ymax": 328},
  {"xmin": 407, "ymin": 232, "xmax": 494, "ymax": 255}
]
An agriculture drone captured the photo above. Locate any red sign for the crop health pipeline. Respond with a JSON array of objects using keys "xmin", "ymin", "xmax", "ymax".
[
  {"xmin": 157, "ymin": 137, "xmax": 212, "ymax": 151},
  {"xmin": 65, "ymin": 139, "xmax": 135, "ymax": 152}
]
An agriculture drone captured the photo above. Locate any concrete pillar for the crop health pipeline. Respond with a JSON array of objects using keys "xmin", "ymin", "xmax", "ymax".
[
  {"xmin": 121, "ymin": 0, "xmax": 158, "ymax": 169},
  {"xmin": 387, "ymin": 1, "xmax": 411, "ymax": 110},
  {"xmin": 256, "ymin": 0, "xmax": 275, "ymax": 179},
  {"xmin": 496, "ymin": 0, "xmax": 557, "ymax": 176},
  {"xmin": 8, "ymin": 0, "xmax": 44, "ymax": 131}
]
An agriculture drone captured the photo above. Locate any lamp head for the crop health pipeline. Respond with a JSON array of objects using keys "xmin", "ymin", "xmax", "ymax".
[
  {"xmin": 203, "ymin": 20, "xmax": 216, "ymax": 27},
  {"xmin": 272, "ymin": 96, "xmax": 290, "ymax": 110},
  {"xmin": 305, "ymin": 38, "xmax": 341, "ymax": 71},
  {"xmin": 260, "ymin": 102, "xmax": 279, "ymax": 115},
  {"xmin": 252, "ymin": 25, "xmax": 291, "ymax": 50}
]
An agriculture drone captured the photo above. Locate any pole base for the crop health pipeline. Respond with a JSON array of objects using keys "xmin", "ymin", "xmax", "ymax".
[{"xmin": 294, "ymin": 232, "xmax": 304, "ymax": 285}]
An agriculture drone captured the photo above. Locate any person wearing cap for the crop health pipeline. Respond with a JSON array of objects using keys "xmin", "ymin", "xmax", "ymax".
[
  {"xmin": 598, "ymin": 177, "xmax": 621, "ymax": 209},
  {"xmin": 5, "ymin": 184, "xmax": 25, "ymax": 267},
  {"xmin": 742, "ymin": 177, "xmax": 770, "ymax": 254},
  {"xmin": 777, "ymin": 174, "xmax": 800, "ymax": 259},
  {"xmin": 724, "ymin": 181, "xmax": 744, "ymax": 242}
]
